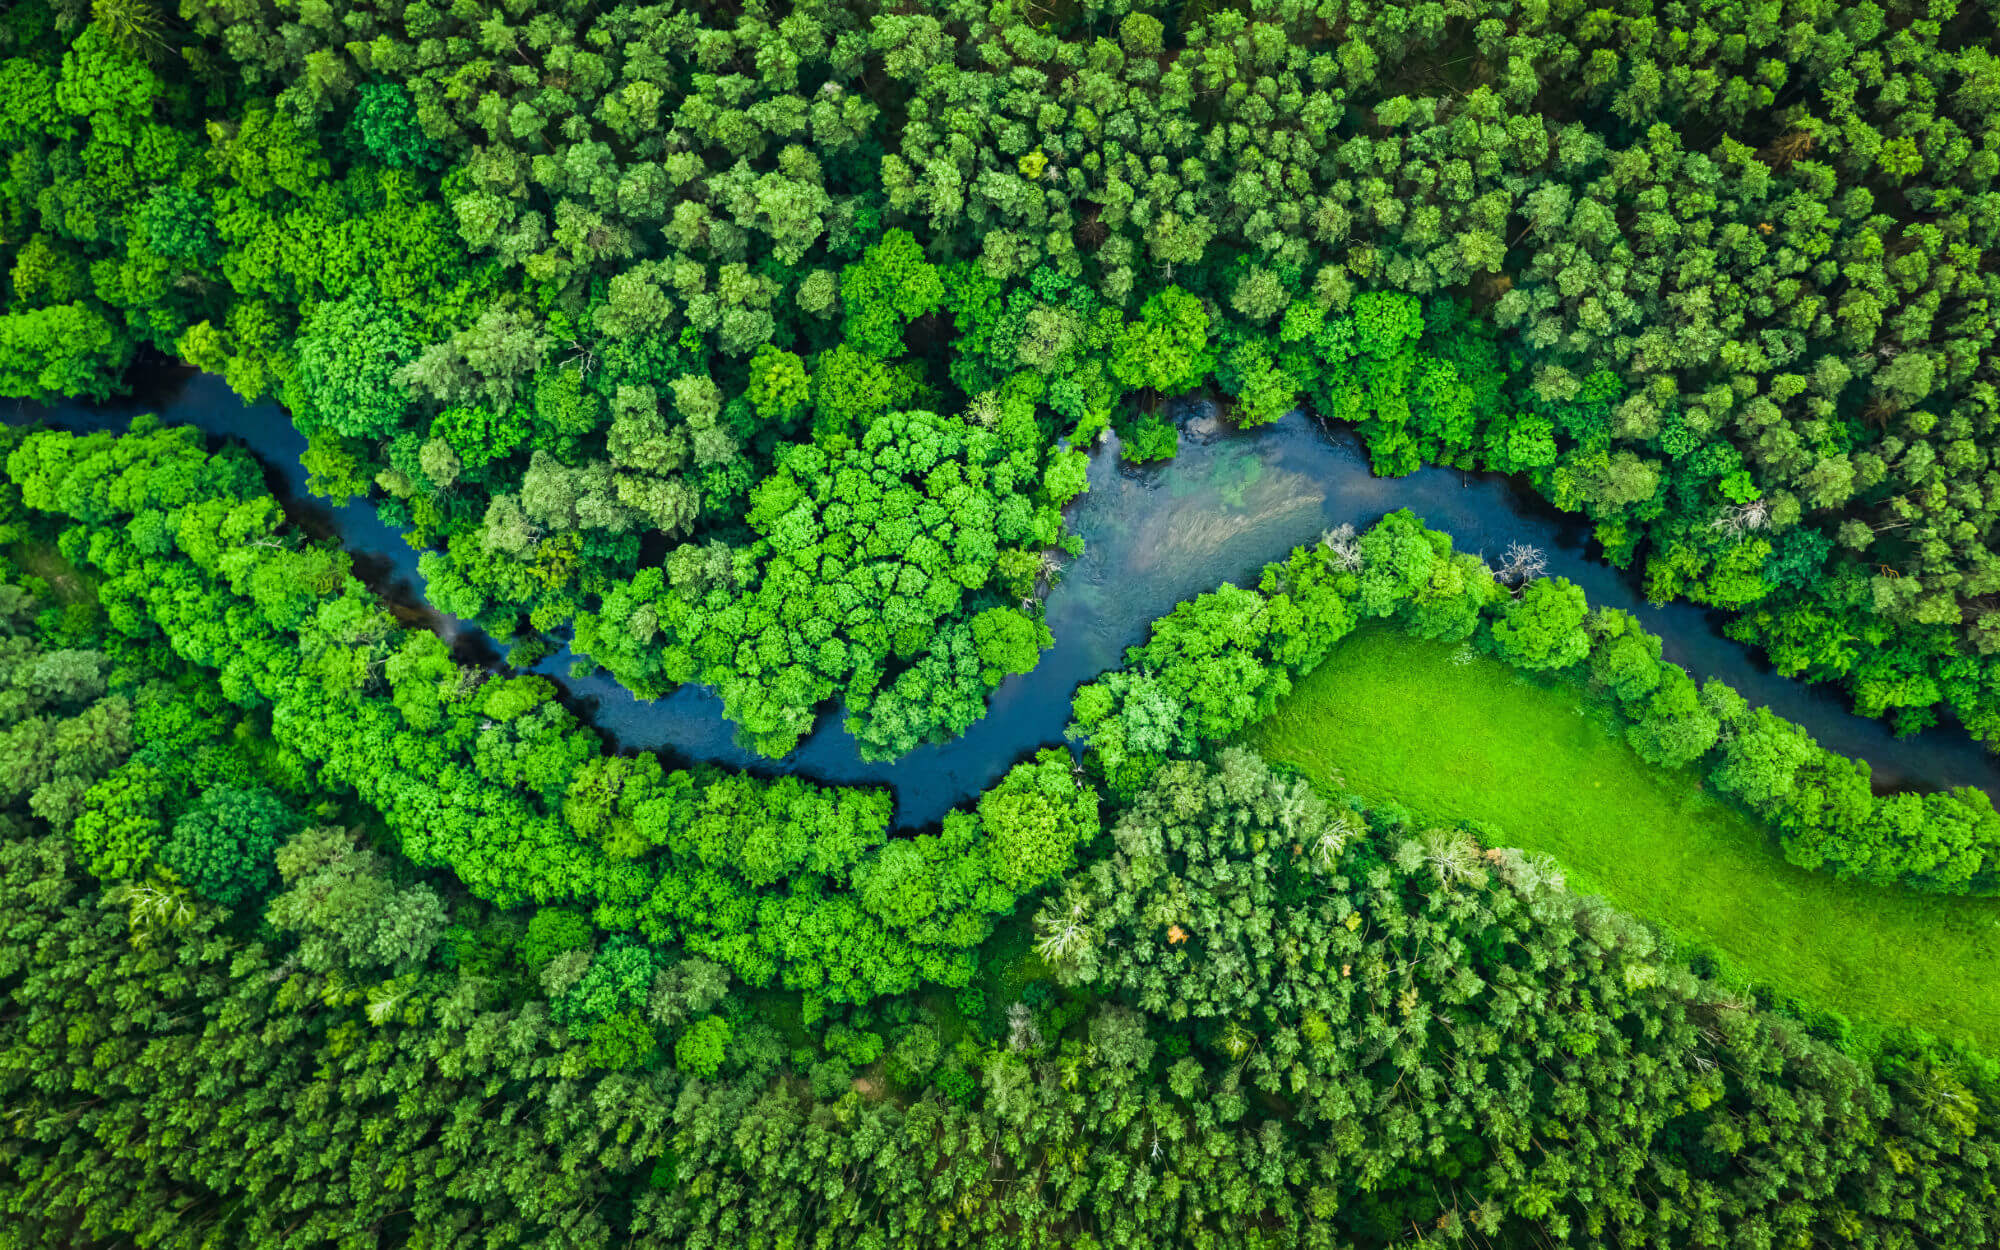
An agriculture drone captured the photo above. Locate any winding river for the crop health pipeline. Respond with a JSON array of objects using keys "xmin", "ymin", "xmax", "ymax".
[{"xmin": 14, "ymin": 366, "xmax": 2000, "ymax": 828}]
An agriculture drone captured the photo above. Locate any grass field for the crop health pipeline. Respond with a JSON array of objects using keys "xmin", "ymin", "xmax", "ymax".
[{"xmin": 1241, "ymin": 626, "xmax": 2000, "ymax": 1053}]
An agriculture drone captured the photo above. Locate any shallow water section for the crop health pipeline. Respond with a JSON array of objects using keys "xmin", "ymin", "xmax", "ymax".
[{"xmin": 14, "ymin": 370, "xmax": 1999, "ymax": 827}]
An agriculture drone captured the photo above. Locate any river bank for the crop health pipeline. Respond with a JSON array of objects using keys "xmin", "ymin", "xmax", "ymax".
[{"xmin": 12, "ymin": 369, "xmax": 1997, "ymax": 828}]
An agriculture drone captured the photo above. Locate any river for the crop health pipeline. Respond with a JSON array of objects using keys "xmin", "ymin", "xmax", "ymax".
[{"xmin": 13, "ymin": 366, "xmax": 1999, "ymax": 827}]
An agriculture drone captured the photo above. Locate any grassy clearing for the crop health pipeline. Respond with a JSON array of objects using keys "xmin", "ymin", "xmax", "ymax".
[
  {"xmin": 1241, "ymin": 626, "xmax": 2000, "ymax": 1053},
  {"xmin": 967, "ymin": 914, "xmax": 1053, "ymax": 1033},
  {"xmin": 12, "ymin": 541, "xmax": 95, "ymax": 607}
]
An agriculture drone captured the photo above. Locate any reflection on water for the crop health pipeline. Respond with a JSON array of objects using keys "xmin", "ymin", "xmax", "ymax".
[{"xmin": 14, "ymin": 371, "xmax": 2000, "ymax": 827}]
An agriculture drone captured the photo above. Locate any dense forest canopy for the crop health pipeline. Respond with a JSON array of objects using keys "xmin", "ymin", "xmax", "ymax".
[
  {"xmin": 6, "ymin": 0, "xmax": 2000, "ymax": 1246},
  {"xmin": 7, "ymin": 0, "xmax": 2000, "ymax": 751}
]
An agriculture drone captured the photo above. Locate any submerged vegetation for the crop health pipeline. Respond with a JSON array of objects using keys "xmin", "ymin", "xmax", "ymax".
[{"xmin": 5, "ymin": 0, "xmax": 2000, "ymax": 1245}]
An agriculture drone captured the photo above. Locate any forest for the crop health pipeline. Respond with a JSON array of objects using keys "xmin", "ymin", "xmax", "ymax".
[{"xmin": 5, "ymin": 0, "xmax": 2000, "ymax": 1245}]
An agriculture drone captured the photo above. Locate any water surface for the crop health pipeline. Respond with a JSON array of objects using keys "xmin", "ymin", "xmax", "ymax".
[{"xmin": 15, "ymin": 370, "xmax": 1997, "ymax": 826}]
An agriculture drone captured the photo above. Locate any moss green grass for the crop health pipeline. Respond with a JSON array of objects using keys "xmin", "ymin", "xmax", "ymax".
[{"xmin": 1241, "ymin": 626, "xmax": 2000, "ymax": 1052}]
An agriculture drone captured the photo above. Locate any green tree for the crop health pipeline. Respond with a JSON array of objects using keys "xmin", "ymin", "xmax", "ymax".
[
  {"xmin": 676, "ymin": 1014, "xmax": 733, "ymax": 1078},
  {"xmin": 977, "ymin": 748, "xmax": 1098, "ymax": 888},
  {"xmin": 265, "ymin": 824, "xmax": 448, "ymax": 972},
  {"xmin": 1490, "ymin": 577, "xmax": 1592, "ymax": 671},
  {"xmin": 840, "ymin": 228, "xmax": 943, "ymax": 359},
  {"xmin": 1109, "ymin": 286, "xmax": 1213, "ymax": 394},
  {"xmin": 970, "ymin": 606, "xmax": 1050, "ymax": 686},
  {"xmin": 0, "ymin": 303, "xmax": 133, "ymax": 402},
  {"xmin": 289, "ymin": 288, "xmax": 420, "ymax": 439},
  {"xmin": 350, "ymin": 82, "xmax": 442, "ymax": 170}
]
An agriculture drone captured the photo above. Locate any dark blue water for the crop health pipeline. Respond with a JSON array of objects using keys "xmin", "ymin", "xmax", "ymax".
[{"xmin": 14, "ymin": 366, "xmax": 1999, "ymax": 826}]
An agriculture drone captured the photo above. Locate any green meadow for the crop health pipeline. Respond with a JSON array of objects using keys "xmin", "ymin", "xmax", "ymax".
[{"xmin": 1243, "ymin": 627, "xmax": 2000, "ymax": 1052}]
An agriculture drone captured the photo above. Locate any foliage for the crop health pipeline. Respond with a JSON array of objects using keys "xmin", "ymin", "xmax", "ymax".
[
  {"xmin": 521, "ymin": 906, "xmax": 594, "ymax": 975},
  {"xmin": 0, "ymin": 802, "xmax": 680, "ymax": 1246},
  {"xmin": 350, "ymin": 82, "xmax": 442, "ymax": 171},
  {"xmin": 1075, "ymin": 509, "xmax": 2000, "ymax": 894},
  {"xmin": 840, "ymin": 229, "xmax": 942, "ymax": 359},
  {"xmin": 0, "ymin": 303, "xmax": 133, "ymax": 402},
  {"xmin": 3, "ymin": 0, "xmax": 2000, "ymax": 758},
  {"xmin": 9, "ymin": 4, "xmax": 2000, "ymax": 1243},
  {"xmin": 1247, "ymin": 627, "xmax": 2000, "ymax": 1050},
  {"xmin": 5, "ymin": 423, "xmax": 1086, "ymax": 1001},
  {"xmin": 574, "ymin": 404, "xmax": 1068, "ymax": 759},
  {"xmin": 1490, "ymin": 577, "xmax": 1592, "ymax": 671},
  {"xmin": 975, "ymin": 747, "xmax": 1098, "ymax": 889},
  {"xmin": 0, "ymin": 413, "xmax": 1996, "ymax": 1250},
  {"xmin": 266, "ymin": 824, "xmax": 448, "ymax": 972},
  {"xmin": 160, "ymin": 785, "xmax": 295, "ymax": 906},
  {"xmin": 289, "ymin": 287, "xmax": 421, "ymax": 439},
  {"xmin": 647, "ymin": 755, "xmax": 2000, "ymax": 1248},
  {"xmin": 675, "ymin": 1014, "xmax": 732, "ymax": 1078}
]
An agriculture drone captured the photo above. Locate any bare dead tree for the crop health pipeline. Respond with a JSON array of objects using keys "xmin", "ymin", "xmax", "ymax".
[
  {"xmin": 1493, "ymin": 541, "xmax": 1548, "ymax": 586},
  {"xmin": 1320, "ymin": 522, "xmax": 1363, "ymax": 572},
  {"xmin": 1710, "ymin": 499, "xmax": 1771, "ymax": 537},
  {"xmin": 1033, "ymin": 897, "xmax": 1091, "ymax": 968},
  {"xmin": 1006, "ymin": 1002, "xmax": 1043, "ymax": 1052}
]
